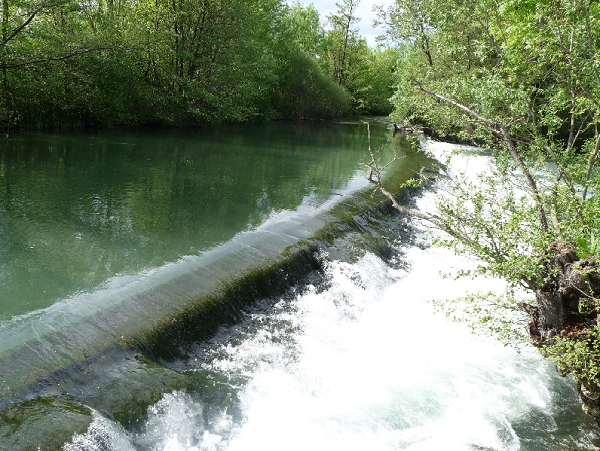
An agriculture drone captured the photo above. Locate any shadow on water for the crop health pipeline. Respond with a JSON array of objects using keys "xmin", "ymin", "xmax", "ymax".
[{"xmin": 0, "ymin": 120, "xmax": 438, "ymax": 449}]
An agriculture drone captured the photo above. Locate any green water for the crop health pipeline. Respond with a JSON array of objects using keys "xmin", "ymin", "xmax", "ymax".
[{"xmin": 0, "ymin": 120, "xmax": 402, "ymax": 321}]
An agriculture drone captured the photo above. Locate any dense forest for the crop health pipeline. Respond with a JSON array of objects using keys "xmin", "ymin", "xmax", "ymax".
[{"xmin": 0, "ymin": 0, "xmax": 395, "ymax": 129}]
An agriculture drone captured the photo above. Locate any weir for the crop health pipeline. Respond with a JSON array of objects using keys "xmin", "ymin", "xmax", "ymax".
[
  {"xmin": 0, "ymin": 123, "xmax": 431, "ymax": 449},
  {"xmin": 0, "ymin": 176, "xmax": 354, "ymax": 400}
]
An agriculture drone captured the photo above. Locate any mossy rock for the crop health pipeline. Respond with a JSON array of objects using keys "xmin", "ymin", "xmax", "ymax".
[{"xmin": 0, "ymin": 396, "xmax": 92, "ymax": 451}]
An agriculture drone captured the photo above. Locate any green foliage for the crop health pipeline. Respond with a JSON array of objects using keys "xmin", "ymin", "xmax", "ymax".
[
  {"xmin": 431, "ymin": 291, "xmax": 530, "ymax": 346},
  {"xmin": 278, "ymin": 2, "xmax": 323, "ymax": 58},
  {"xmin": 130, "ymin": 0, "xmax": 284, "ymax": 124},
  {"xmin": 271, "ymin": 47, "xmax": 350, "ymax": 119},
  {"xmin": 320, "ymin": 0, "xmax": 362, "ymax": 87},
  {"xmin": 345, "ymin": 45, "xmax": 396, "ymax": 115},
  {"xmin": 577, "ymin": 230, "xmax": 600, "ymax": 259},
  {"xmin": 382, "ymin": 0, "xmax": 600, "ymax": 283},
  {"xmin": 13, "ymin": 50, "xmax": 151, "ymax": 127},
  {"xmin": 0, "ymin": 0, "xmax": 398, "ymax": 127},
  {"xmin": 0, "ymin": 0, "xmax": 367, "ymax": 128},
  {"xmin": 378, "ymin": 0, "xmax": 600, "ymax": 393},
  {"xmin": 543, "ymin": 327, "xmax": 600, "ymax": 387},
  {"xmin": 313, "ymin": 0, "xmax": 396, "ymax": 115}
]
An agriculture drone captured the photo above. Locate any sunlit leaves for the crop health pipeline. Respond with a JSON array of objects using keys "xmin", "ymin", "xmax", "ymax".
[
  {"xmin": 543, "ymin": 326, "xmax": 600, "ymax": 386},
  {"xmin": 270, "ymin": 47, "xmax": 350, "ymax": 119},
  {"xmin": 431, "ymin": 291, "xmax": 530, "ymax": 346},
  {"xmin": 432, "ymin": 156, "xmax": 549, "ymax": 288},
  {"xmin": 278, "ymin": 2, "xmax": 323, "ymax": 58},
  {"xmin": 319, "ymin": 0, "xmax": 362, "ymax": 88}
]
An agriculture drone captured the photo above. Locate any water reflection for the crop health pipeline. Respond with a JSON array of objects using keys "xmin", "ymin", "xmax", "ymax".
[{"xmin": 0, "ymin": 121, "xmax": 402, "ymax": 318}]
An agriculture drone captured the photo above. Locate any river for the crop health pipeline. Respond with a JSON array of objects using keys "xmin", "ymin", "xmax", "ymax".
[{"xmin": 0, "ymin": 121, "xmax": 597, "ymax": 450}]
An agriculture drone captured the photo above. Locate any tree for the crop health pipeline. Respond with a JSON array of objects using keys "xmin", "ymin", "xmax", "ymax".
[
  {"xmin": 374, "ymin": 0, "xmax": 435, "ymax": 66},
  {"xmin": 0, "ymin": 0, "xmax": 153, "ymax": 128},
  {"xmin": 267, "ymin": 2, "xmax": 350, "ymax": 119},
  {"xmin": 132, "ymin": 0, "xmax": 283, "ymax": 123},
  {"xmin": 345, "ymin": 45, "xmax": 396, "ymax": 115},
  {"xmin": 0, "ymin": 0, "xmax": 388, "ymax": 127},
  {"xmin": 315, "ymin": 0, "xmax": 395, "ymax": 115},
  {"xmin": 321, "ymin": 0, "xmax": 361, "ymax": 88},
  {"xmin": 0, "ymin": 0, "xmax": 108, "ymax": 129},
  {"xmin": 278, "ymin": 2, "xmax": 323, "ymax": 58},
  {"xmin": 270, "ymin": 46, "xmax": 350, "ymax": 119},
  {"xmin": 1, "ymin": 0, "xmax": 297, "ymax": 126},
  {"xmin": 376, "ymin": 0, "xmax": 600, "ymax": 425}
]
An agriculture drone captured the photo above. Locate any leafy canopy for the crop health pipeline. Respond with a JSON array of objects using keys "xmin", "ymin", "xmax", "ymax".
[{"xmin": 378, "ymin": 0, "xmax": 600, "ymax": 381}]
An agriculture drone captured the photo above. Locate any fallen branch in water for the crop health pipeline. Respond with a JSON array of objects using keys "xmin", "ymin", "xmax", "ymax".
[{"xmin": 364, "ymin": 121, "xmax": 438, "ymax": 224}]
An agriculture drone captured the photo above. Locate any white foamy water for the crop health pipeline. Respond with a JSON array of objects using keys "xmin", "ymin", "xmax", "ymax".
[
  {"xmin": 66, "ymin": 245, "xmax": 596, "ymax": 451},
  {"xmin": 65, "ymin": 141, "xmax": 598, "ymax": 451}
]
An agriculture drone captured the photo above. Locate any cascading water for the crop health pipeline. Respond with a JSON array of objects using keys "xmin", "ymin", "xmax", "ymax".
[
  {"xmin": 61, "ymin": 141, "xmax": 599, "ymax": 451},
  {"xmin": 63, "ymin": 249, "xmax": 597, "ymax": 451}
]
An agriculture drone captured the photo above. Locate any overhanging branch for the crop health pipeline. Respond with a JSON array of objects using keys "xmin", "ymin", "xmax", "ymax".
[
  {"xmin": 411, "ymin": 78, "xmax": 549, "ymax": 233},
  {"xmin": 364, "ymin": 121, "xmax": 541, "ymax": 290}
]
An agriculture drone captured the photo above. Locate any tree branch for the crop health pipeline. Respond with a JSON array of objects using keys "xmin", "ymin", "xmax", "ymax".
[
  {"xmin": 364, "ymin": 121, "xmax": 439, "ymax": 223},
  {"xmin": 0, "ymin": 45, "xmax": 115, "ymax": 70},
  {"xmin": 411, "ymin": 78, "xmax": 549, "ymax": 232},
  {"xmin": 363, "ymin": 122, "xmax": 543, "ymax": 290},
  {"xmin": 2, "ymin": 11, "xmax": 37, "ymax": 46},
  {"xmin": 1, "ymin": 0, "xmax": 67, "ymax": 46},
  {"xmin": 582, "ymin": 133, "xmax": 600, "ymax": 202}
]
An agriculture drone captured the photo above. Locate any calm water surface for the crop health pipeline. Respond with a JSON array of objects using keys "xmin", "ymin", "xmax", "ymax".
[{"xmin": 0, "ymin": 121, "xmax": 396, "ymax": 319}]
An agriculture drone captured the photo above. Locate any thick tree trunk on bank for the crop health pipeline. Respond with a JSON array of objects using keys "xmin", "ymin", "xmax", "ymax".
[
  {"xmin": 528, "ymin": 240, "xmax": 600, "ymax": 423},
  {"xmin": 530, "ymin": 240, "xmax": 600, "ymax": 340}
]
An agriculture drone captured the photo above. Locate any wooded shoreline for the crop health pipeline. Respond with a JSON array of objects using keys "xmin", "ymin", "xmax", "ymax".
[
  {"xmin": 4, "ymin": 0, "xmax": 600, "ymax": 436},
  {"xmin": 0, "ymin": 0, "xmax": 394, "ymax": 132}
]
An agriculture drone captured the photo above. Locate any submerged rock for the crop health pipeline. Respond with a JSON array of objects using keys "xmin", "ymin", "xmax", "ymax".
[{"xmin": 0, "ymin": 397, "xmax": 92, "ymax": 450}]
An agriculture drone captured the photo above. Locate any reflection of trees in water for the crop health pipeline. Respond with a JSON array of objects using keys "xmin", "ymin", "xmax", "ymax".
[{"xmin": 0, "ymin": 122, "xmax": 418, "ymax": 316}]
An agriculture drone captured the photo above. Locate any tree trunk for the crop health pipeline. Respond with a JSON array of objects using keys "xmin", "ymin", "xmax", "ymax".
[
  {"xmin": 528, "ymin": 240, "xmax": 600, "ymax": 424},
  {"xmin": 529, "ymin": 240, "xmax": 600, "ymax": 341},
  {"xmin": 530, "ymin": 240, "xmax": 582, "ymax": 340}
]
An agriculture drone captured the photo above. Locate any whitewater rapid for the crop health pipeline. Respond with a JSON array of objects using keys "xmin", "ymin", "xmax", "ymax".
[{"xmin": 63, "ymin": 140, "xmax": 598, "ymax": 451}]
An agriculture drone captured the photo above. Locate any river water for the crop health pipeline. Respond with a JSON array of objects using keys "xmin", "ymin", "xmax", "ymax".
[{"xmin": 0, "ymin": 122, "xmax": 598, "ymax": 450}]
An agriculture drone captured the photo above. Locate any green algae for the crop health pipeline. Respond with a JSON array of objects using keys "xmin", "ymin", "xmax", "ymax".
[
  {"xmin": 0, "ymin": 397, "xmax": 92, "ymax": 451},
  {"xmin": 134, "ymin": 245, "xmax": 323, "ymax": 361}
]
